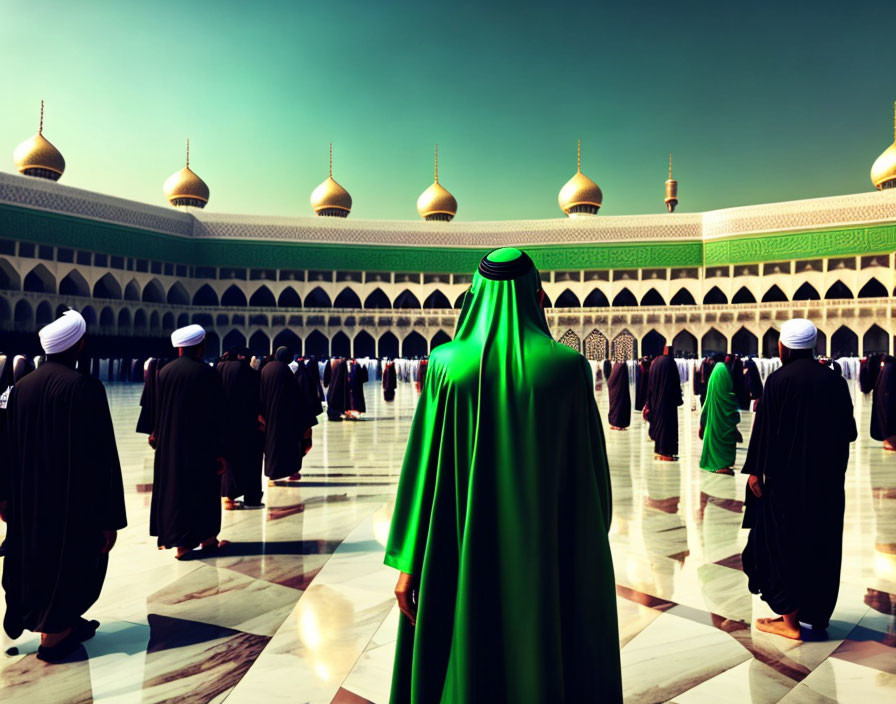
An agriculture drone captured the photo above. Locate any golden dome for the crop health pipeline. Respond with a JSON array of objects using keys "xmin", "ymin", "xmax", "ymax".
[
  {"xmin": 664, "ymin": 153, "xmax": 679, "ymax": 213},
  {"xmin": 417, "ymin": 145, "xmax": 457, "ymax": 221},
  {"xmin": 558, "ymin": 140, "xmax": 602, "ymax": 216},
  {"xmin": 163, "ymin": 140, "xmax": 209, "ymax": 208},
  {"xmin": 311, "ymin": 144, "xmax": 352, "ymax": 217},
  {"xmin": 871, "ymin": 102, "xmax": 896, "ymax": 190},
  {"xmin": 13, "ymin": 101, "xmax": 65, "ymax": 181}
]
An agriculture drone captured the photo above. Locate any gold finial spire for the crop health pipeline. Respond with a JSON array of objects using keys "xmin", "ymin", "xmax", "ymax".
[
  {"xmin": 434, "ymin": 144, "xmax": 439, "ymax": 183},
  {"xmin": 892, "ymin": 100, "xmax": 896, "ymax": 142},
  {"xmin": 39, "ymin": 100, "xmax": 44, "ymax": 134},
  {"xmin": 668, "ymin": 153, "xmax": 673, "ymax": 179},
  {"xmin": 329, "ymin": 142, "xmax": 333, "ymax": 178},
  {"xmin": 186, "ymin": 138, "xmax": 190, "ymax": 167},
  {"xmin": 577, "ymin": 139, "xmax": 582, "ymax": 172}
]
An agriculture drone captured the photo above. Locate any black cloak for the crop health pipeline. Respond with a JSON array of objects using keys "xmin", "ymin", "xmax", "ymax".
[
  {"xmin": 741, "ymin": 357, "xmax": 856, "ymax": 629},
  {"xmin": 295, "ymin": 359, "xmax": 324, "ymax": 418},
  {"xmin": 743, "ymin": 358, "xmax": 763, "ymax": 403},
  {"xmin": 260, "ymin": 358, "xmax": 318, "ymax": 479},
  {"xmin": 324, "ymin": 358, "xmax": 349, "ymax": 419},
  {"xmin": 217, "ymin": 358, "xmax": 264, "ymax": 503},
  {"xmin": 726, "ymin": 356, "xmax": 750, "ymax": 410},
  {"xmin": 348, "ymin": 360, "xmax": 368, "ymax": 413},
  {"xmin": 871, "ymin": 355, "xmax": 896, "ymax": 442},
  {"xmin": 305, "ymin": 357, "xmax": 325, "ymax": 403},
  {"xmin": 602, "ymin": 359, "xmax": 613, "ymax": 382},
  {"xmin": 136, "ymin": 358, "xmax": 161, "ymax": 435},
  {"xmin": 634, "ymin": 357, "xmax": 651, "ymax": 411},
  {"xmin": 3, "ymin": 361, "xmax": 126, "ymax": 637},
  {"xmin": 607, "ymin": 361, "xmax": 631, "ymax": 429},
  {"xmin": 383, "ymin": 360, "xmax": 397, "ymax": 402},
  {"xmin": 645, "ymin": 354, "xmax": 683, "ymax": 456},
  {"xmin": 150, "ymin": 356, "xmax": 226, "ymax": 549}
]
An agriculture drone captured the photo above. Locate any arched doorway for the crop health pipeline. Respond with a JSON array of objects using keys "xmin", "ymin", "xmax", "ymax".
[
  {"xmin": 672, "ymin": 330, "xmax": 697, "ymax": 357},
  {"xmin": 732, "ymin": 327, "xmax": 759, "ymax": 356},
  {"xmin": 402, "ymin": 331, "xmax": 427, "ymax": 357},
  {"xmin": 354, "ymin": 330, "xmax": 376, "ymax": 358},
  {"xmin": 431, "ymin": 330, "xmax": 452, "ymax": 350},
  {"xmin": 701, "ymin": 328, "xmax": 727, "ymax": 355},
  {"xmin": 379, "ymin": 331, "xmax": 399, "ymax": 358},
  {"xmin": 584, "ymin": 329, "xmax": 609, "ymax": 360},
  {"xmin": 558, "ymin": 329, "xmax": 581, "ymax": 352},
  {"xmin": 831, "ymin": 326, "xmax": 858, "ymax": 356},
  {"xmin": 863, "ymin": 324, "xmax": 888, "ymax": 355},
  {"xmin": 305, "ymin": 330, "xmax": 329, "ymax": 357},
  {"xmin": 641, "ymin": 329, "xmax": 666, "ymax": 357}
]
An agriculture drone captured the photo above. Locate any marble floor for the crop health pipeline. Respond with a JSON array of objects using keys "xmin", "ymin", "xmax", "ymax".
[{"xmin": 0, "ymin": 376, "xmax": 894, "ymax": 704}]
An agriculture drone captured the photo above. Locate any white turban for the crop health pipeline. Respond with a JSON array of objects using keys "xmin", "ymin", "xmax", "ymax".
[
  {"xmin": 39, "ymin": 310, "xmax": 86, "ymax": 354},
  {"xmin": 171, "ymin": 324, "xmax": 206, "ymax": 348},
  {"xmin": 780, "ymin": 318, "xmax": 817, "ymax": 350}
]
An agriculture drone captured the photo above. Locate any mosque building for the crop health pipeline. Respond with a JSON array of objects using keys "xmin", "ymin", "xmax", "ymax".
[{"xmin": 2, "ymin": 102, "xmax": 896, "ymax": 362}]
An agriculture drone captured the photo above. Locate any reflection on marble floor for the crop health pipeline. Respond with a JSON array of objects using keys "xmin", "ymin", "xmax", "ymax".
[{"xmin": 1, "ymin": 378, "xmax": 894, "ymax": 703}]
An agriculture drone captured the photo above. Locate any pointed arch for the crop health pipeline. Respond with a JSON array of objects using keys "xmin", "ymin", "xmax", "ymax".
[
  {"xmin": 249, "ymin": 285, "xmax": 276, "ymax": 307},
  {"xmin": 554, "ymin": 289, "xmax": 582, "ymax": 308},
  {"xmin": 117, "ymin": 308, "xmax": 131, "ymax": 330},
  {"xmin": 177, "ymin": 313, "xmax": 190, "ymax": 328},
  {"xmin": 332, "ymin": 331, "xmax": 351, "ymax": 358},
  {"xmin": 583, "ymin": 288, "xmax": 609, "ymax": 307},
  {"xmin": 792, "ymin": 282, "xmax": 820, "ymax": 301},
  {"xmin": 394, "ymin": 290, "xmax": 421, "ymax": 309},
  {"xmin": 305, "ymin": 330, "xmax": 329, "ymax": 357},
  {"xmin": 133, "ymin": 309, "xmax": 148, "ymax": 331},
  {"xmin": 150, "ymin": 310, "xmax": 160, "ymax": 331},
  {"xmin": 379, "ymin": 331, "xmax": 399, "ymax": 358},
  {"xmin": 0, "ymin": 298, "xmax": 10, "ymax": 325},
  {"xmin": 167, "ymin": 281, "xmax": 190, "ymax": 305},
  {"xmin": 124, "ymin": 279, "xmax": 140, "ymax": 302},
  {"xmin": 825, "ymin": 281, "xmax": 853, "ymax": 300},
  {"xmin": 278, "ymin": 286, "xmax": 302, "ymax": 307},
  {"xmin": 558, "ymin": 330, "xmax": 581, "ymax": 352},
  {"xmin": 249, "ymin": 330, "xmax": 270, "ymax": 356},
  {"xmin": 732, "ymin": 327, "xmax": 759, "ymax": 356},
  {"xmin": 640, "ymin": 288, "xmax": 666, "ymax": 306},
  {"xmin": 732, "ymin": 286, "xmax": 756, "ymax": 304},
  {"xmin": 192, "ymin": 283, "xmax": 219, "ymax": 306},
  {"xmin": 272, "ymin": 330, "xmax": 302, "ymax": 357},
  {"xmin": 641, "ymin": 329, "xmax": 666, "ymax": 357},
  {"xmin": 431, "ymin": 330, "xmax": 452, "ymax": 350},
  {"xmin": 612, "ymin": 288, "xmax": 637, "ymax": 307},
  {"xmin": 672, "ymin": 330, "xmax": 697, "ymax": 356},
  {"xmin": 141, "ymin": 278, "xmax": 166, "ymax": 304},
  {"xmin": 454, "ymin": 291, "xmax": 467, "ymax": 309},
  {"xmin": 304, "ymin": 287, "xmax": 332, "ymax": 308},
  {"xmin": 365, "ymin": 288, "xmax": 391, "ymax": 309},
  {"xmin": 192, "ymin": 313, "xmax": 213, "ymax": 327},
  {"xmin": 863, "ymin": 324, "xmax": 888, "ymax": 355},
  {"xmin": 223, "ymin": 329, "xmax": 247, "ymax": 353},
  {"xmin": 14, "ymin": 299, "xmax": 33, "ymax": 327},
  {"xmin": 584, "ymin": 330, "xmax": 609, "ymax": 360},
  {"xmin": 423, "ymin": 290, "xmax": 451, "ymax": 309},
  {"xmin": 670, "ymin": 288, "xmax": 696, "ymax": 306},
  {"xmin": 100, "ymin": 307, "xmax": 115, "ymax": 329},
  {"xmin": 858, "ymin": 278, "xmax": 887, "ymax": 299},
  {"xmin": 93, "ymin": 273, "xmax": 122, "ymax": 299},
  {"xmin": 701, "ymin": 328, "xmax": 727, "ymax": 355},
  {"xmin": 204, "ymin": 332, "xmax": 220, "ymax": 359},
  {"xmin": 354, "ymin": 330, "xmax": 376, "ymax": 358},
  {"xmin": 610, "ymin": 329, "xmax": 637, "ymax": 360},
  {"xmin": 36, "ymin": 301, "xmax": 53, "ymax": 326},
  {"xmin": 58, "ymin": 270, "xmax": 90, "ymax": 297},
  {"xmin": 762, "ymin": 328, "xmax": 780, "ymax": 357},
  {"xmin": 162, "ymin": 312, "xmax": 175, "ymax": 330},
  {"xmin": 23, "ymin": 264, "xmax": 55, "ymax": 294},
  {"xmin": 222, "ymin": 285, "xmax": 248, "ymax": 307},
  {"xmin": 334, "ymin": 287, "xmax": 362, "ymax": 308},
  {"xmin": 703, "ymin": 286, "xmax": 728, "ymax": 305},
  {"xmin": 0, "ymin": 259, "xmax": 20, "ymax": 290},
  {"xmin": 402, "ymin": 331, "xmax": 428, "ymax": 357},
  {"xmin": 831, "ymin": 325, "xmax": 858, "ymax": 356},
  {"xmin": 761, "ymin": 285, "xmax": 787, "ymax": 302}
]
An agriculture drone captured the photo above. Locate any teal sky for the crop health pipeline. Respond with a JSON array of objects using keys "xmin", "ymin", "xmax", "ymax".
[{"xmin": 1, "ymin": 0, "xmax": 894, "ymax": 221}]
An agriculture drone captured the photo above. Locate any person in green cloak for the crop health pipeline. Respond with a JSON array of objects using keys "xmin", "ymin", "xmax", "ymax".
[
  {"xmin": 698, "ymin": 361, "xmax": 742, "ymax": 475},
  {"xmin": 384, "ymin": 248, "xmax": 622, "ymax": 704}
]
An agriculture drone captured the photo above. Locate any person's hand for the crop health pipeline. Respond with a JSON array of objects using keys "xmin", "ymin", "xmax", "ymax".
[
  {"xmin": 748, "ymin": 474, "xmax": 763, "ymax": 498},
  {"xmin": 395, "ymin": 572, "xmax": 418, "ymax": 626},
  {"xmin": 101, "ymin": 530, "xmax": 117, "ymax": 554},
  {"xmin": 148, "ymin": 433, "xmax": 157, "ymax": 449},
  {"xmin": 216, "ymin": 457, "xmax": 229, "ymax": 477},
  {"xmin": 0, "ymin": 499, "xmax": 8, "ymax": 523}
]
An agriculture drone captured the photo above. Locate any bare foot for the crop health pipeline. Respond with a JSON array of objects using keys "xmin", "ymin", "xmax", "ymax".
[
  {"xmin": 40, "ymin": 627, "xmax": 73, "ymax": 647},
  {"xmin": 222, "ymin": 498, "xmax": 238, "ymax": 510},
  {"xmin": 655, "ymin": 454, "xmax": 676, "ymax": 462},
  {"xmin": 200, "ymin": 538, "xmax": 230, "ymax": 552},
  {"xmin": 755, "ymin": 616, "xmax": 801, "ymax": 640},
  {"xmin": 175, "ymin": 547, "xmax": 194, "ymax": 560},
  {"xmin": 715, "ymin": 467, "xmax": 735, "ymax": 475}
]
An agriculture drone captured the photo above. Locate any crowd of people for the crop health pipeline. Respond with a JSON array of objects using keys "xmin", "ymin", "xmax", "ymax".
[{"xmin": 0, "ymin": 248, "xmax": 893, "ymax": 702}]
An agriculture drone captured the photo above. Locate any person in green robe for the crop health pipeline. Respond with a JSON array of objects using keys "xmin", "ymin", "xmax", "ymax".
[
  {"xmin": 385, "ymin": 248, "xmax": 621, "ymax": 704},
  {"xmin": 699, "ymin": 361, "xmax": 742, "ymax": 474}
]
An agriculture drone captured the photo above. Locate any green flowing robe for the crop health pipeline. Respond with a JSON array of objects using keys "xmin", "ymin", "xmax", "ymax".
[
  {"xmin": 699, "ymin": 363, "xmax": 741, "ymax": 471},
  {"xmin": 385, "ymin": 250, "xmax": 621, "ymax": 704}
]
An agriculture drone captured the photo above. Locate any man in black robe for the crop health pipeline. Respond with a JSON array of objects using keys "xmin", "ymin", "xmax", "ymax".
[
  {"xmin": 149, "ymin": 325, "xmax": 227, "ymax": 560},
  {"xmin": 346, "ymin": 359, "xmax": 368, "ymax": 419},
  {"xmin": 383, "ymin": 358, "xmax": 397, "ymax": 402},
  {"xmin": 295, "ymin": 357, "xmax": 324, "ymax": 418},
  {"xmin": 871, "ymin": 355, "xmax": 896, "ymax": 451},
  {"xmin": 634, "ymin": 356, "xmax": 651, "ymax": 412},
  {"xmin": 725, "ymin": 355, "xmax": 751, "ymax": 410},
  {"xmin": 261, "ymin": 347, "xmax": 318, "ymax": 481},
  {"xmin": 217, "ymin": 347, "xmax": 264, "ymax": 509},
  {"xmin": 644, "ymin": 347, "xmax": 683, "ymax": 460},
  {"xmin": 324, "ymin": 357, "xmax": 349, "ymax": 421},
  {"xmin": 607, "ymin": 361, "xmax": 631, "ymax": 430},
  {"xmin": 743, "ymin": 357, "xmax": 763, "ymax": 410},
  {"xmin": 742, "ymin": 318, "xmax": 856, "ymax": 639},
  {"xmin": 136, "ymin": 358, "xmax": 162, "ymax": 435},
  {"xmin": 2, "ymin": 311, "xmax": 126, "ymax": 662}
]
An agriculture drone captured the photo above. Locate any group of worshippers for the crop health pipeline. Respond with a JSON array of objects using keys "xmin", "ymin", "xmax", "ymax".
[
  {"xmin": 322, "ymin": 356, "xmax": 368, "ymax": 420},
  {"xmin": 139, "ymin": 328, "xmax": 322, "ymax": 552},
  {"xmin": 864, "ymin": 352, "xmax": 896, "ymax": 451}
]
